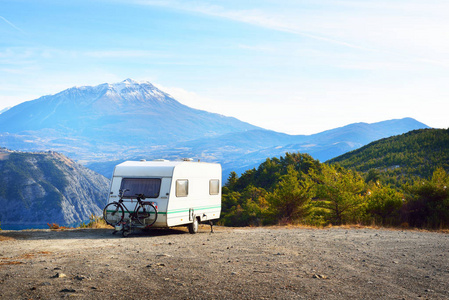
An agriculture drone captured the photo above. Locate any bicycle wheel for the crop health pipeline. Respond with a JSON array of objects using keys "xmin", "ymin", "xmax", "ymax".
[
  {"xmin": 103, "ymin": 202, "xmax": 124, "ymax": 226},
  {"xmin": 136, "ymin": 202, "xmax": 158, "ymax": 227}
]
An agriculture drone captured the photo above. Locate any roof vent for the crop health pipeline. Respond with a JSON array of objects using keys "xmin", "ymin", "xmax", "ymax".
[
  {"xmin": 140, "ymin": 159, "xmax": 146, "ymax": 162},
  {"xmin": 182, "ymin": 158, "xmax": 193, "ymax": 162}
]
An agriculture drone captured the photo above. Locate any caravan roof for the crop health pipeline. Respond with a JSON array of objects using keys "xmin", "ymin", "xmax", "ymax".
[{"xmin": 113, "ymin": 160, "xmax": 184, "ymax": 177}]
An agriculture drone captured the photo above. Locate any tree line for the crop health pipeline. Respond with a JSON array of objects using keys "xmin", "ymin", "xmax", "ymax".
[
  {"xmin": 328, "ymin": 128, "xmax": 449, "ymax": 187},
  {"xmin": 220, "ymin": 152, "xmax": 449, "ymax": 229}
]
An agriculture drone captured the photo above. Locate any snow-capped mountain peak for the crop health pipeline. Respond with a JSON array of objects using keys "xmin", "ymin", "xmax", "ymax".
[
  {"xmin": 44, "ymin": 79, "xmax": 168, "ymax": 105},
  {"xmin": 105, "ymin": 78, "xmax": 168, "ymax": 101},
  {"xmin": 110, "ymin": 78, "xmax": 141, "ymax": 92}
]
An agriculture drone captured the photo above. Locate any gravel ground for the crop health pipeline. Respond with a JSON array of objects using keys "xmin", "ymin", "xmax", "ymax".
[{"xmin": 0, "ymin": 225, "xmax": 448, "ymax": 299}]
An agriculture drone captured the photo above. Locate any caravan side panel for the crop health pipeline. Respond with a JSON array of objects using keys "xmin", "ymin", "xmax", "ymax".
[{"xmin": 166, "ymin": 162, "xmax": 221, "ymax": 227}]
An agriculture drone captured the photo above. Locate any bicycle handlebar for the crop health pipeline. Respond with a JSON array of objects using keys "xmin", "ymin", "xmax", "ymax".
[
  {"xmin": 118, "ymin": 189, "xmax": 149, "ymax": 202},
  {"xmin": 118, "ymin": 193, "xmax": 147, "ymax": 203},
  {"xmin": 135, "ymin": 194, "xmax": 146, "ymax": 200}
]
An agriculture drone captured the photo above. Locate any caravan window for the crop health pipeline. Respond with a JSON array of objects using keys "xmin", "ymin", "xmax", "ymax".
[
  {"xmin": 176, "ymin": 179, "xmax": 189, "ymax": 197},
  {"xmin": 120, "ymin": 178, "xmax": 161, "ymax": 198},
  {"xmin": 209, "ymin": 179, "xmax": 220, "ymax": 195}
]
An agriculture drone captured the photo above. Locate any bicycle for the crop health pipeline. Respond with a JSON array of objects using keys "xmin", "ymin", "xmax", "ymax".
[{"xmin": 103, "ymin": 189, "xmax": 158, "ymax": 237}]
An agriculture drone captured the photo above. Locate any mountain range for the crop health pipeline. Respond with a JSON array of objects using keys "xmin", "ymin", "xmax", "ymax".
[
  {"xmin": 0, "ymin": 79, "xmax": 257, "ymax": 162},
  {"xmin": 0, "ymin": 79, "xmax": 429, "ymax": 178}
]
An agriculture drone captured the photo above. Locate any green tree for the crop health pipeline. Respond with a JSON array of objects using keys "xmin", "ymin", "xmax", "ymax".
[
  {"xmin": 240, "ymin": 186, "xmax": 269, "ymax": 226},
  {"xmin": 221, "ymin": 187, "xmax": 240, "ymax": 211},
  {"xmin": 225, "ymin": 171, "xmax": 239, "ymax": 190},
  {"xmin": 220, "ymin": 185, "xmax": 268, "ymax": 226},
  {"xmin": 266, "ymin": 165, "xmax": 314, "ymax": 224},
  {"xmin": 366, "ymin": 184, "xmax": 403, "ymax": 226},
  {"xmin": 404, "ymin": 167, "xmax": 449, "ymax": 228},
  {"xmin": 365, "ymin": 169, "xmax": 381, "ymax": 184},
  {"xmin": 312, "ymin": 164, "xmax": 366, "ymax": 225}
]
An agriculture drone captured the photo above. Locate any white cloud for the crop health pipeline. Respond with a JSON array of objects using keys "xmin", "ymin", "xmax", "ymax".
[
  {"xmin": 132, "ymin": 0, "xmax": 449, "ymax": 69},
  {"xmin": 0, "ymin": 16, "xmax": 25, "ymax": 34}
]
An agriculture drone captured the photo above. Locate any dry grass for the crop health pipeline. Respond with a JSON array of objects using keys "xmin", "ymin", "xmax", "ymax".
[
  {"xmin": 79, "ymin": 214, "xmax": 112, "ymax": 229},
  {"xmin": 261, "ymin": 223, "xmax": 449, "ymax": 234},
  {"xmin": 0, "ymin": 236, "xmax": 15, "ymax": 242},
  {"xmin": 1, "ymin": 251, "xmax": 52, "ymax": 260},
  {"xmin": 0, "ymin": 251, "xmax": 52, "ymax": 267},
  {"xmin": 46, "ymin": 215, "xmax": 112, "ymax": 230},
  {"xmin": 0, "ymin": 261, "xmax": 24, "ymax": 266},
  {"xmin": 47, "ymin": 223, "xmax": 73, "ymax": 230}
]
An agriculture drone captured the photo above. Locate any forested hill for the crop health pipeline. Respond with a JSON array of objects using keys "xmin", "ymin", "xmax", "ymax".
[{"xmin": 327, "ymin": 128, "xmax": 449, "ymax": 184}]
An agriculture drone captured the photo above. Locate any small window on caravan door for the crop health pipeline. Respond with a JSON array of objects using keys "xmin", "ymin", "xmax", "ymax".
[
  {"xmin": 209, "ymin": 179, "xmax": 220, "ymax": 195},
  {"xmin": 176, "ymin": 179, "xmax": 188, "ymax": 197}
]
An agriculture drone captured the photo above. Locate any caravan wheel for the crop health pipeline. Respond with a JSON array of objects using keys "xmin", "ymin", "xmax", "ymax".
[{"xmin": 188, "ymin": 217, "xmax": 199, "ymax": 234}]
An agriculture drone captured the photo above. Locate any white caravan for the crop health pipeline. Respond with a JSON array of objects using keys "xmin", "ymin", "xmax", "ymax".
[{"xmin": 107, "ymin": 159, "xmax": 222, "ymax": 233}]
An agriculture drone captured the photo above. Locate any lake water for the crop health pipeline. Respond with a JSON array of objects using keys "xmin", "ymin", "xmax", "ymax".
[
  {"xmin": 1, "ymin": 221, "xmax": 85, "ymax": 231},
  {"xmin": 1, "ymin": 224, "xmax": 50, "ymax": 230}
]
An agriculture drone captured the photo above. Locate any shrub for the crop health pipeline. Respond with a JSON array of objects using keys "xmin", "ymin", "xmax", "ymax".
[
  {"xmin": 403, "ymin": 167, "xmax": 449, "ymax": 228},
  {"xmin": 79, "ymin": 214, "xmax": 111, "ymax": 229}
]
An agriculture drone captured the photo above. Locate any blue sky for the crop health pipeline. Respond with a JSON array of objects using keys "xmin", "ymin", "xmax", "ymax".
[{"xmin": 1, "ymin": 0, "xmax": 448, "ymax": 134}]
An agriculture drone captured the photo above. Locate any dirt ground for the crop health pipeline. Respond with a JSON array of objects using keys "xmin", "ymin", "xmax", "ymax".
[{"xmin": 0, "ymin": 225, "xmax": 448, "ymax": 299}]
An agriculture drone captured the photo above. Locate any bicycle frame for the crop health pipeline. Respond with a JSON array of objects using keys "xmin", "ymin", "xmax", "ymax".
[
  {"xmin": 118, "ymin": 197, "xmax": 144, "ymax": 223},
  {"xmin": 119, "ymin": 195, "xmax": 157, "ymax": 232}
]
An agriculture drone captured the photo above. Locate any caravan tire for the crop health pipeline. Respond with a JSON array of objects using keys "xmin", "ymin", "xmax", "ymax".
[{"xmin": 188, "ymin": 217, "xmax": 199, "ymax": 234}]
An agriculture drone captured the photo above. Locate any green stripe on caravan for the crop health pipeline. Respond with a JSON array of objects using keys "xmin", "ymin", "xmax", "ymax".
[
  {"xmin": 107, "ymin": 205, "xmax": 220, "ymax": 215},
  {"xmin": 167, "ymin": 205, "xmax": 221, "ymax": 214}
]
